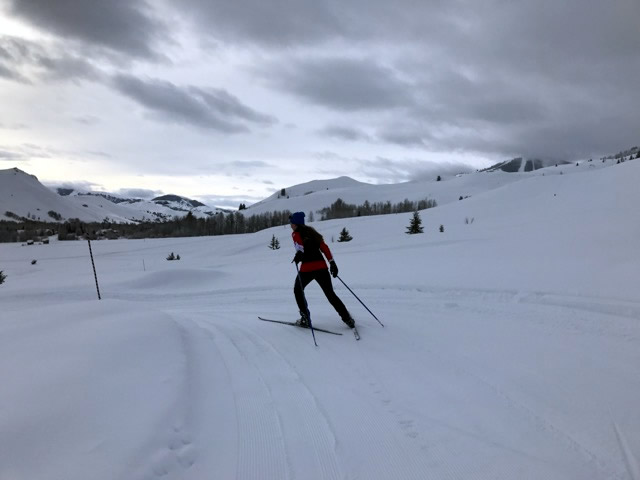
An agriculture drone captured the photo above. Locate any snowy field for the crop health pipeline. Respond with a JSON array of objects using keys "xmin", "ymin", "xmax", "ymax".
[{"xmin": 1, "ymin": 161, "xmax": 640, "ymax": 479}]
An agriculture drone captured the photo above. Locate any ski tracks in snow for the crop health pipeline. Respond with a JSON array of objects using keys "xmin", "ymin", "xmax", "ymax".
[{"xmin": 196, "ymin": 317, "xmax": 345, "ymax": 480}]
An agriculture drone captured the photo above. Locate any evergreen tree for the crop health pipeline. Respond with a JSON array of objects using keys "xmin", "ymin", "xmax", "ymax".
[
  {"xmin": 406, "ymin": 211, "xmax": 424, "ymax": 234},
  {"xmin": 268, "ymin": 234, "xmax": 281, "ymax": 250},
  {"xmin": 439, "ymin": 225, "xmax": 444, "ymax": 232},
  {"xmin": 0, "ymin": 270, "xmax": 5, "ymax": 285},
  {"xmin": 337, "ymin": 227, "xmax": 353, "ymax": 242}
]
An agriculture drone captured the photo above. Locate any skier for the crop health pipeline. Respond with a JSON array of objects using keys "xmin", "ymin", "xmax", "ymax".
[{"xmin": 289, "ymin": 211, "xmax": 355, "ymax": 329}]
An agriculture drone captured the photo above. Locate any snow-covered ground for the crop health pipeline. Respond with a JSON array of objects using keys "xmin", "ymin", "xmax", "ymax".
[{"xmin": 1, "ymin": 160, "xmax": 639, "ymax": 480}]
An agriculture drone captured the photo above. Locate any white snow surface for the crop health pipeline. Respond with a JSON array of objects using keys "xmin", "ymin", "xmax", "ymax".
[{"xmin": 1, "ymin": 159, "xmax": 640, "ymax": 480}]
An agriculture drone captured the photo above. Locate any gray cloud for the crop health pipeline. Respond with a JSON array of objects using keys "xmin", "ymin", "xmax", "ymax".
[
  {"xmin": 196, "ymin": 193, "xmax": 263, "ymax": 209},
  {"xmin": 43, "ymin": 180, "xmax": 100, "ymax": 193},
  {"xmin": 0, "ymin": 62, "xmax": 27, "ymax": 81},
  {"xmin": 175, "ymin": 0, "xmax": 343, "ymax": 47},
  {"xmin": 74, "ymin": 116, "xmax": 101, "ymax": 125},
  {"xmin": 116, "ymin": 188, "xmax": 160, "ymax": 199},
  {"xmin": 228, "ymin": 160, "xmax": 271, "ymax": 169},
  {"xmin": 0, "ymin": 144, "xmax": 54, "ymax": 162},
  {"xmin": 263, "ymin": 56, "xmax": 413, "ymax": 111},
  {"xmin": 4, "ymin": 0, "xmax": 171, "ymax": 60},
  {"xmin": 111, "ymin": 74, "xmax": 277, "ymax": 133},
  {"xmin": 0, "ymin": 35, "xmax": 101, "ymax": 83},
  {"xmin": 354, "ymin": 157, "xmax": 475, "ymax": 184},
  {"xmin": 0, "ymin": 149, "xmax": 26, "ymax": 161},
  {"xmin": 318, "ymin": 125, "xmax": 371, "ymax": 142},
  {"xmin": 181, "ymin": 0, "xmax": 640, "ymax": 159},
  {"xmin": 176, "ymin": 0, "xmax": 458, "ymax": 48}
]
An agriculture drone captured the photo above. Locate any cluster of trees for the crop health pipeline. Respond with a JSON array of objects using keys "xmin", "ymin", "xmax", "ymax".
[
  {"xmin": 319, "ymin": 197, "xmax": 437, "ymax": 221},
  {"xmin": 0, "ymin": 220, "xmax": 54, "ymax": 243},
  {"xmin": 71, "ymin": 210, "xmax": 294, "ymax": 240},
  {"xmin": 0, "ymin": 209, "xmax": 295, "ymax": 243}
]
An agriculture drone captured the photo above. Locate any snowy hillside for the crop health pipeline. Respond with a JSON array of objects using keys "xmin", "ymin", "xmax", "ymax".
[
  {"xmin": 1, "ymin": 159, "xmax": 639, "ymax": 480},
  {"xmin": 0, "ymin": 168, "xmax": 226, "ymax": 223},
  {"xmin": 244, "ymin": 156, "xmax": 621, "ymax": 218}
]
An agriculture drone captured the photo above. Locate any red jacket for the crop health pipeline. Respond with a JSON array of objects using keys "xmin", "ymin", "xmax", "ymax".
[{"xmin": 292, "ymin": 230, "xmax": 333, "ymax": 272}]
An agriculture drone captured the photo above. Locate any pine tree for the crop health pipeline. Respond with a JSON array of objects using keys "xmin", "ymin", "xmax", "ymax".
[
  {"xmin": 406, "ymin": 211, "xmax": 424, "ymax": 234},
  {"xmin": 0, "ymin": 270, "xmax": 5, "ymax": 285},
  {"xmin": 337, "ymin": 227, "xmax": 353, "ymax": 242},
  {"xmin": 439, "ymin": 225, "xmax": 444, "ymax": 233},
  {"xmin": 268, "ymin": 234, "xmax": 280, "ymax": 250}
]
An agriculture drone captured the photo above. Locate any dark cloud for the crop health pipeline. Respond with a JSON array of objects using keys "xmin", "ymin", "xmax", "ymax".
[
  {"xmin": 181, "ymin": 0, "xmax": 640, "ymax": 159},
  {"xmin": 5, "ymin": 0, "xmax": 171, "ymax": 60},
  {"xmin": 175, "ymin": 0, "xmax": 343, "ymax": 47},
  {"xmin": 111, "ymin": 74, "xmax": 277, "ymax": 133},
  {"xmin": 318, "ymin": 125, "xmax": 371, "ymax": 142},
  {"xmin": 263, "ymin": 56, "xmax": 413, "ymax": 111},
  {"xmin": 176, "ymin": 0, "xmax": 457, "ymax": 48},
  {"xmin": 0, "ymin": 35, "xmax": 100, "ymax": 83}
]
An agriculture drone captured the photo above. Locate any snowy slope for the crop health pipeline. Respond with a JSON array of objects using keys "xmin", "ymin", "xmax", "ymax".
[
  {"xmin": 0, "ymin": 168, "xmax": 226, "ymax": 223},
  {"xmin": 1, "ymin": 159, "xmax": 639, "ymax": 480},
  {"xmin": 243, "ymin": 157, "xmax": 620, "ymax": 218}
]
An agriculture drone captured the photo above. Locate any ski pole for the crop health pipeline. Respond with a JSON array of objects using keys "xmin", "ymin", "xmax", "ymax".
[
  {"xmin": 294, "ymin": 262, "xmax": 318, "ymax": 346},
  {"xmin": 336, "ymin": 275, "xmax": 384, "ymax": 327}
]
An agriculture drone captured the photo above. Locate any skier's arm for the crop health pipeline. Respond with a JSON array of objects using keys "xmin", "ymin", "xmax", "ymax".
[{"xmin": 320, "ymin": 242, "xmax": 339, "ymax": 277}]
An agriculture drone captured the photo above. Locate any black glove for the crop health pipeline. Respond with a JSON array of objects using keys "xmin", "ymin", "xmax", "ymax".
[
  {"xmin": 329, "ymin": 260, "xmax": 338, "ymax": 278},
  {"xmin": 293, "ymin": 251, "xmax": 303, "ymax": 264}
]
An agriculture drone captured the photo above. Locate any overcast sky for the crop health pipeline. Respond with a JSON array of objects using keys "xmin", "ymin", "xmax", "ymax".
[{"xmin": 1, "ymin": 0, "xmax": 638, "ymax": 207}]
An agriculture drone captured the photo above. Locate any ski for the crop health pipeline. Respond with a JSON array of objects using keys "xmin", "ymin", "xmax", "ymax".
[
  {"xmin": 258, "ymin": 317, "xmax": 343, "ymax": 336},
  {"xmin": 352, "ymin": 325, "xmax": 361, "ymax": 340}
]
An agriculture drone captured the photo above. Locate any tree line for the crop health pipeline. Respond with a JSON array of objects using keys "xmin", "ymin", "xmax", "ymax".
[
  {"xmin": 0, "ymin": 195, "xmax": 439, "ymax": 243},
  {"xmin": 319, "ymin": 197, "xmax": 437, "ymax": 220}
]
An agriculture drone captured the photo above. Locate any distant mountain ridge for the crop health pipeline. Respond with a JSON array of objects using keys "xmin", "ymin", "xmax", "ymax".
[
  {"xmin": 0, "ymin": 168, "xmax": 227, "ymax": 223},
  {"xmin": 2, "ymin": 144, "xmax": 637, "ymax": 224}
]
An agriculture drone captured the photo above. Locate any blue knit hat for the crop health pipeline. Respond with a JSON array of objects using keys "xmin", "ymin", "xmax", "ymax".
[{"xmin": 289, "ymin": 211, "xmax": 305, "ymax": 225}]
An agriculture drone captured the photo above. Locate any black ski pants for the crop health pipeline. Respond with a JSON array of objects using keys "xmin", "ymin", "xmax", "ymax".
[{"xmin": 294, "ymin": 268, "xmax": 349, "ymax": 320}]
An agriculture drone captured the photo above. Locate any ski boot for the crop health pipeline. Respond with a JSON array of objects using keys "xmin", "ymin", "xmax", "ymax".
[
  {"xmin": 342, "ymin": 314, "xmax": 355, "ymax": 329},
  {"xmin": 295, "ymin": 311, "xmax": 310, "ymax": 328}
]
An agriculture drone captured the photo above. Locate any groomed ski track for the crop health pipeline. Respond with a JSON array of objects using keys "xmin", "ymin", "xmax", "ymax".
[{"xmin": 114, "ymin": 285, "xmax": 639, "ymax": 480}]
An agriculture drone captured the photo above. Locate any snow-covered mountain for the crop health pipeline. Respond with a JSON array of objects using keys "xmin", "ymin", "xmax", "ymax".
[
  {"xmin": 244, "ymin": 155, "xmax": 621, "ymax": 217},
  {"xmin": 0, "ymin": 168, "xmax": 228, "ymax": 223},
  {"xmin": 1, "ymin": 151, "xmax": 635, "ymax": 227}
]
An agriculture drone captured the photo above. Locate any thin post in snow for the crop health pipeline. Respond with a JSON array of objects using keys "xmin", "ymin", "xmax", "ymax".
[{"xmin": 87, "ymin": 239, "xmax": 101, "ymax": 300}]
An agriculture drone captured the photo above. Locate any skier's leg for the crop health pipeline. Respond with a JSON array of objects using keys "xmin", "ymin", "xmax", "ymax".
[
  {"xmin": 315, "ymin": 269, "xmax": 354, "ymax": 326},
  {"xmin": 293, "ymin": 271, "xmax": 314, "ymax": 316}
]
